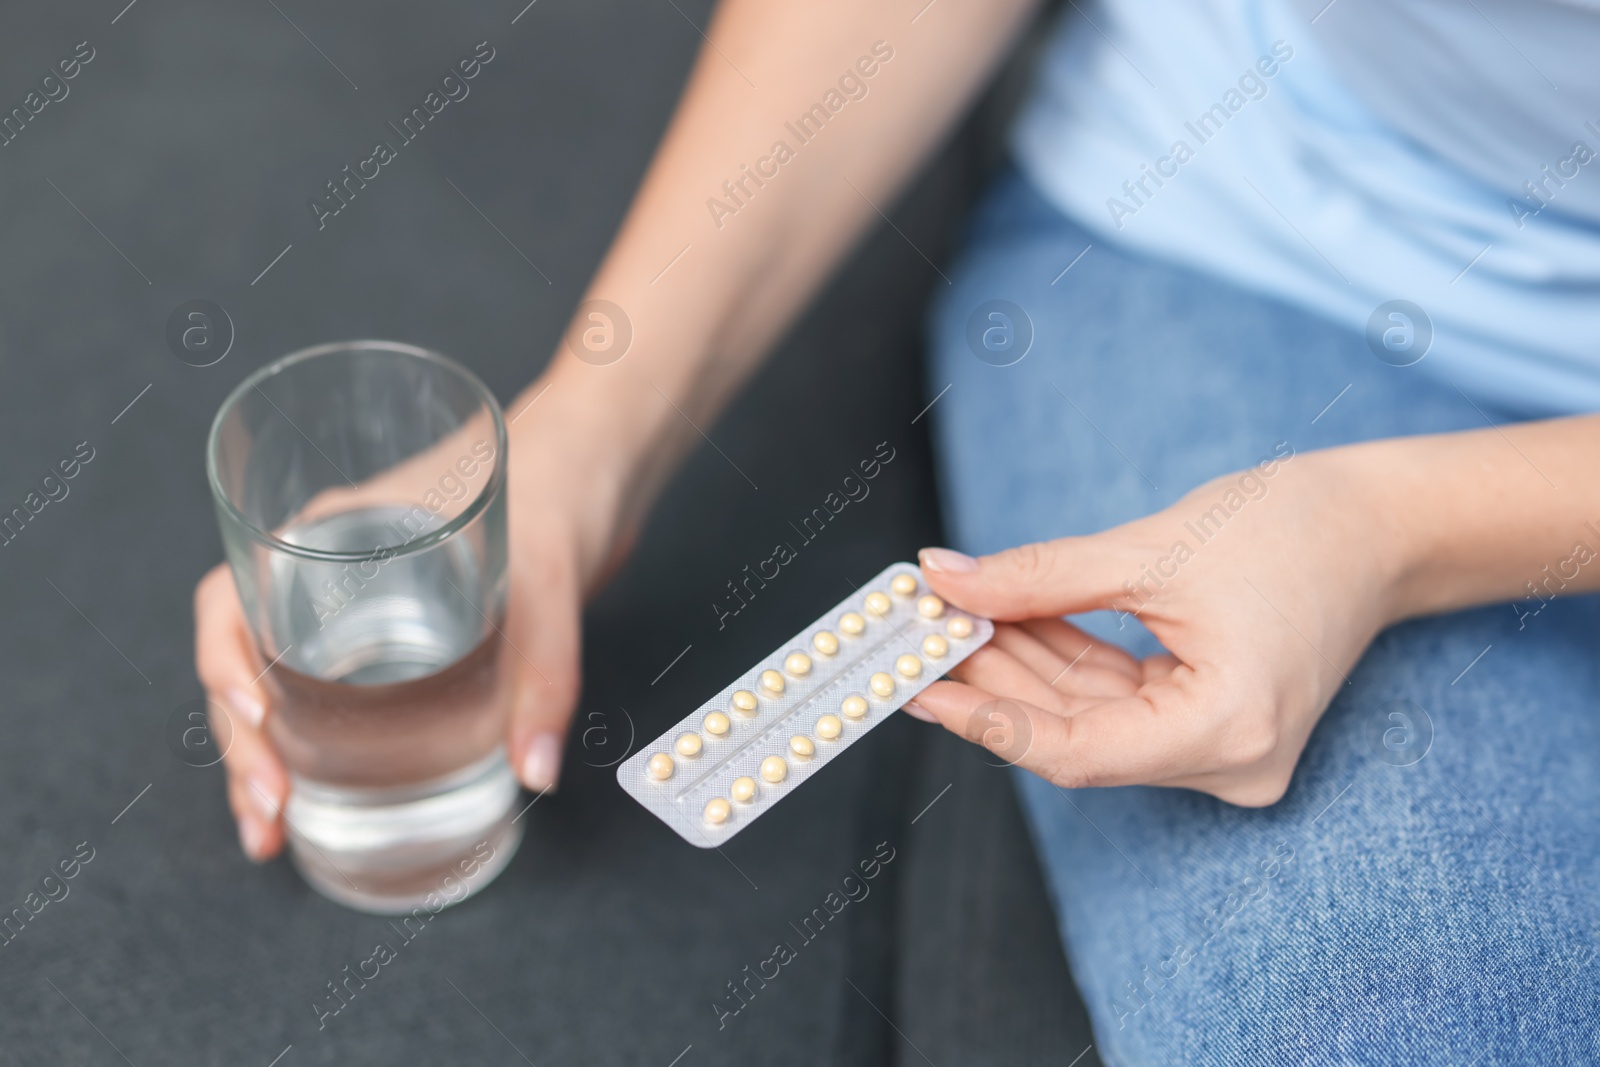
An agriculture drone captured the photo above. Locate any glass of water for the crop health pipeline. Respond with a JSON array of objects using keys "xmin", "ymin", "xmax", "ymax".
[{"xmin": 207, "ymin": 340, "xmax": 520, "ymax": 913}]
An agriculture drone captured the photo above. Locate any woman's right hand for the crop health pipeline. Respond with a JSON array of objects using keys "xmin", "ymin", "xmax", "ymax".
[{"xmin": 194, "ymin": 378, "xmax": 632, "ymax": 861}]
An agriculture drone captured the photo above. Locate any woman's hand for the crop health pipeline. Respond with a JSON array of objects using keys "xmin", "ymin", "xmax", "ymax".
[
  {"xmin": 907, "ymin": 448, "xmax": 1408, "ymax": 807},
  {"xmin": 193, "ymin": 383, "xmax": 632, "ymax": 860}
]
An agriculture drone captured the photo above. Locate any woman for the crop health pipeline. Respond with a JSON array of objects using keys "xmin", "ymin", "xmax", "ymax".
[{"xmin": 196, "ymin": 0, "xmax": 1600, "ymax": 1061}]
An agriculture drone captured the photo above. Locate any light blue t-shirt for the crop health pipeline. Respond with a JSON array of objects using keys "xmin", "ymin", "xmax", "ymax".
[{"xmin": 1012, "ymin": 0, "xmax": 1600, "ymax": 416}]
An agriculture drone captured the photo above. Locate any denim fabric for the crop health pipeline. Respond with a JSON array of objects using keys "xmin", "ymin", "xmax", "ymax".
[{"xmin": 927, "ymin": 170, "xmax": 1600, "ymax": 1066}]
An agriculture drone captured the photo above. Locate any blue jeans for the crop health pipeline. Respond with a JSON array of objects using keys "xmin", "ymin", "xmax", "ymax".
[{"xmin": 927, "ymin": 170, "xmax": 1600, "ymax": 1066}]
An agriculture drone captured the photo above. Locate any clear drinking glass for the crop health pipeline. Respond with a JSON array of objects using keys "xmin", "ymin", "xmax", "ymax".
[{"xmin": 207, "ymin": 340, "xmax": 521, "ymax": 913}]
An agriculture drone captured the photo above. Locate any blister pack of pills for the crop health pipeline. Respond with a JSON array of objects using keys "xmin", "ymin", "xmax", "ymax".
[{"xmin": 618, "ymin": 561, "xmax": 993, "ymax": 847}]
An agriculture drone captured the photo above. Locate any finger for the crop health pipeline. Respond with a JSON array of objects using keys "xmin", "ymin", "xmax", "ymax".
[
  {"xmin": 911, "ymin": 678, "xmax": 1214, "ymax": 790},
  {"xmin": 988, "ymin": 624, "xmax": 1070, "ymax": 683},
  {"xmin": 194, "ymin": 565, "xmax": 270, "ymax": 734},
  {"xmin": 1141, "ymin": 652, "xmax": 1181, "ymax": 685},
  {"xmin": 946, "ymin": 645, "xmax": 1081, "ymax": 713},
  {"xmin": 504, "ymin": 538, "xmax": 583, "ymax": 792},
  {"xmin": 1016, "ymin": 617, "xmax": 1142, "ymax": 682},
  {"xmin": 989, "ymin": 624, "xmax": 1140, "ymax": 699},
  {"xmin": 228, "ymin": 769, "xmax": 286, "ymax": 862},
  {"xmin": 195, "ymin": 566, "xmax": 288, "ymax": 857},
  {"xmin": 919, "ymin": 536, "xmax": 1138, "ymax": 621},
  {"xmin": 209, "ymin": 696, "xmax": 288, "ymax": 858}
]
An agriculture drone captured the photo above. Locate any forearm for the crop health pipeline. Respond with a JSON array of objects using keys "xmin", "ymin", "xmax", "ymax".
[
  {"xmin": 513, "ymin": 0, "xmax": 1039, "ymax": 536},
  {"xmin": 1334, "ymin": 414, "xmax": 1600, "ymax": 621}
]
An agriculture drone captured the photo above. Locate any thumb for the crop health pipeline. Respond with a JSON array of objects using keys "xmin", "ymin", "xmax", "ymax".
[{"xmin": 917, "ymin": 539, "xmax": 1136, "ymax": 621}]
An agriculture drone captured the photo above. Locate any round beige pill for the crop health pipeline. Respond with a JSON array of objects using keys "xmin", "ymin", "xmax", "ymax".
[
  {"xmin": 759, "ymin": 669, "xmax": 785, "ymax": 695},
  {"xmin": 922, "ymin": 633, "xmax": 949, "ymax": 659},
  {"xmin": 731, "ymin": 689, "xmax": 759, "ymax": 715},
  {"xmin": 760, "ymin": 755, "xmax": 788, "ymax": 783},
  {"xmin": 895, "ymin": 654, "xmax": 923, "ymax": 679},
  {"xmin": 890, "ymin": 573, "xmax": 918, "ymax": 597},
  {"xmin": 646, "ymin": 753, "xmax": 675, "ymax": 781},
  {"xmin": 947, "ymin": 616, "xmax": 974, "ymax": 640},
  {"xmin": 785, "ymin": 652, "xmax": 812, "ymax": 677},
  {"xmin": 865, "ymin": 591, "xmax": 892, "ymax": 617},
  {"xmin": 703, "ymin": 711, "xmax": 731, "ymax": 737},
  {"xmin": 841, "ymin": 694, "xmax": 869, "ymax": 720},
  {"xmin": 839, "ymin": 612, "xmax": 866, "ymax": 636},
  {"xmin": 704, "ymin": 797, "xmax": 731, "ymax": 825},
  {"xmin": 731, "ymin": 776, "xmax": 757, "ymax": 803},
  {"xmin": 869, "ymin": 672, "xmax": 895, "ymax": 698},
  {"xmin": 815, "ymin": 714, "xmax": 843, "ymax": 741},
  {"xmin": 675, "ymin": 732, "xmax": 703, "ymax": 758},
  {"xmin": 812, "ymin": 630, "xmax": 840, "ymax": 656},
  {"xmin": 789, "ymin": 735, "xmax": 815, "ymax": 758},
  {"xmin": 917, "ymin": 594, "xmax": 946, "ymax": 619}
]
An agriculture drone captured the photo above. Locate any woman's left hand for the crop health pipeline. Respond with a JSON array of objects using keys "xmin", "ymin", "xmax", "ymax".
[{"xmin": 907, "ymin": 446, "xmax": 1408, "ymax": 806}]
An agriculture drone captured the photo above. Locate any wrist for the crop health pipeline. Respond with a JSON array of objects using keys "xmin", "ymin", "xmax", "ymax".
[
  {"xmin": 505, "ymin": 350, "xmax": 693, "ymax": 580},
  {"xmin": 505, "ymin": 367, "xmax": 635, "ymax": 561},
  {"xmin": 1315, "ymin": 436, "xmax": 1457, "ymax": 627},
  {"xmin": 1298, "ymin": 443, "xmax": 1426, "ymax": 629}
]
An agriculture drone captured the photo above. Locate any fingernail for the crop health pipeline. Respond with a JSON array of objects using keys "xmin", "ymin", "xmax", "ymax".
[
  {"xmin": 247, "ymin": 778, "xmax": 280, "ymax": 822},
  {"xmin": 901, "ymin": 700, "xmax": 938, "ymax": 723},
  {"xmin": 226, "ymin": 686, "xmax": 264, "ymax": 729},
  {"xmin": 519, "ymin": 732, "xmax": 562, "ymax": 792},
  {"xmin": 919, "ymin": 547, "xmax": 978, "ymax": 574},
  {"xmin": 239, "ymin": 818, "xmax": 266, "ymax": 861}
]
